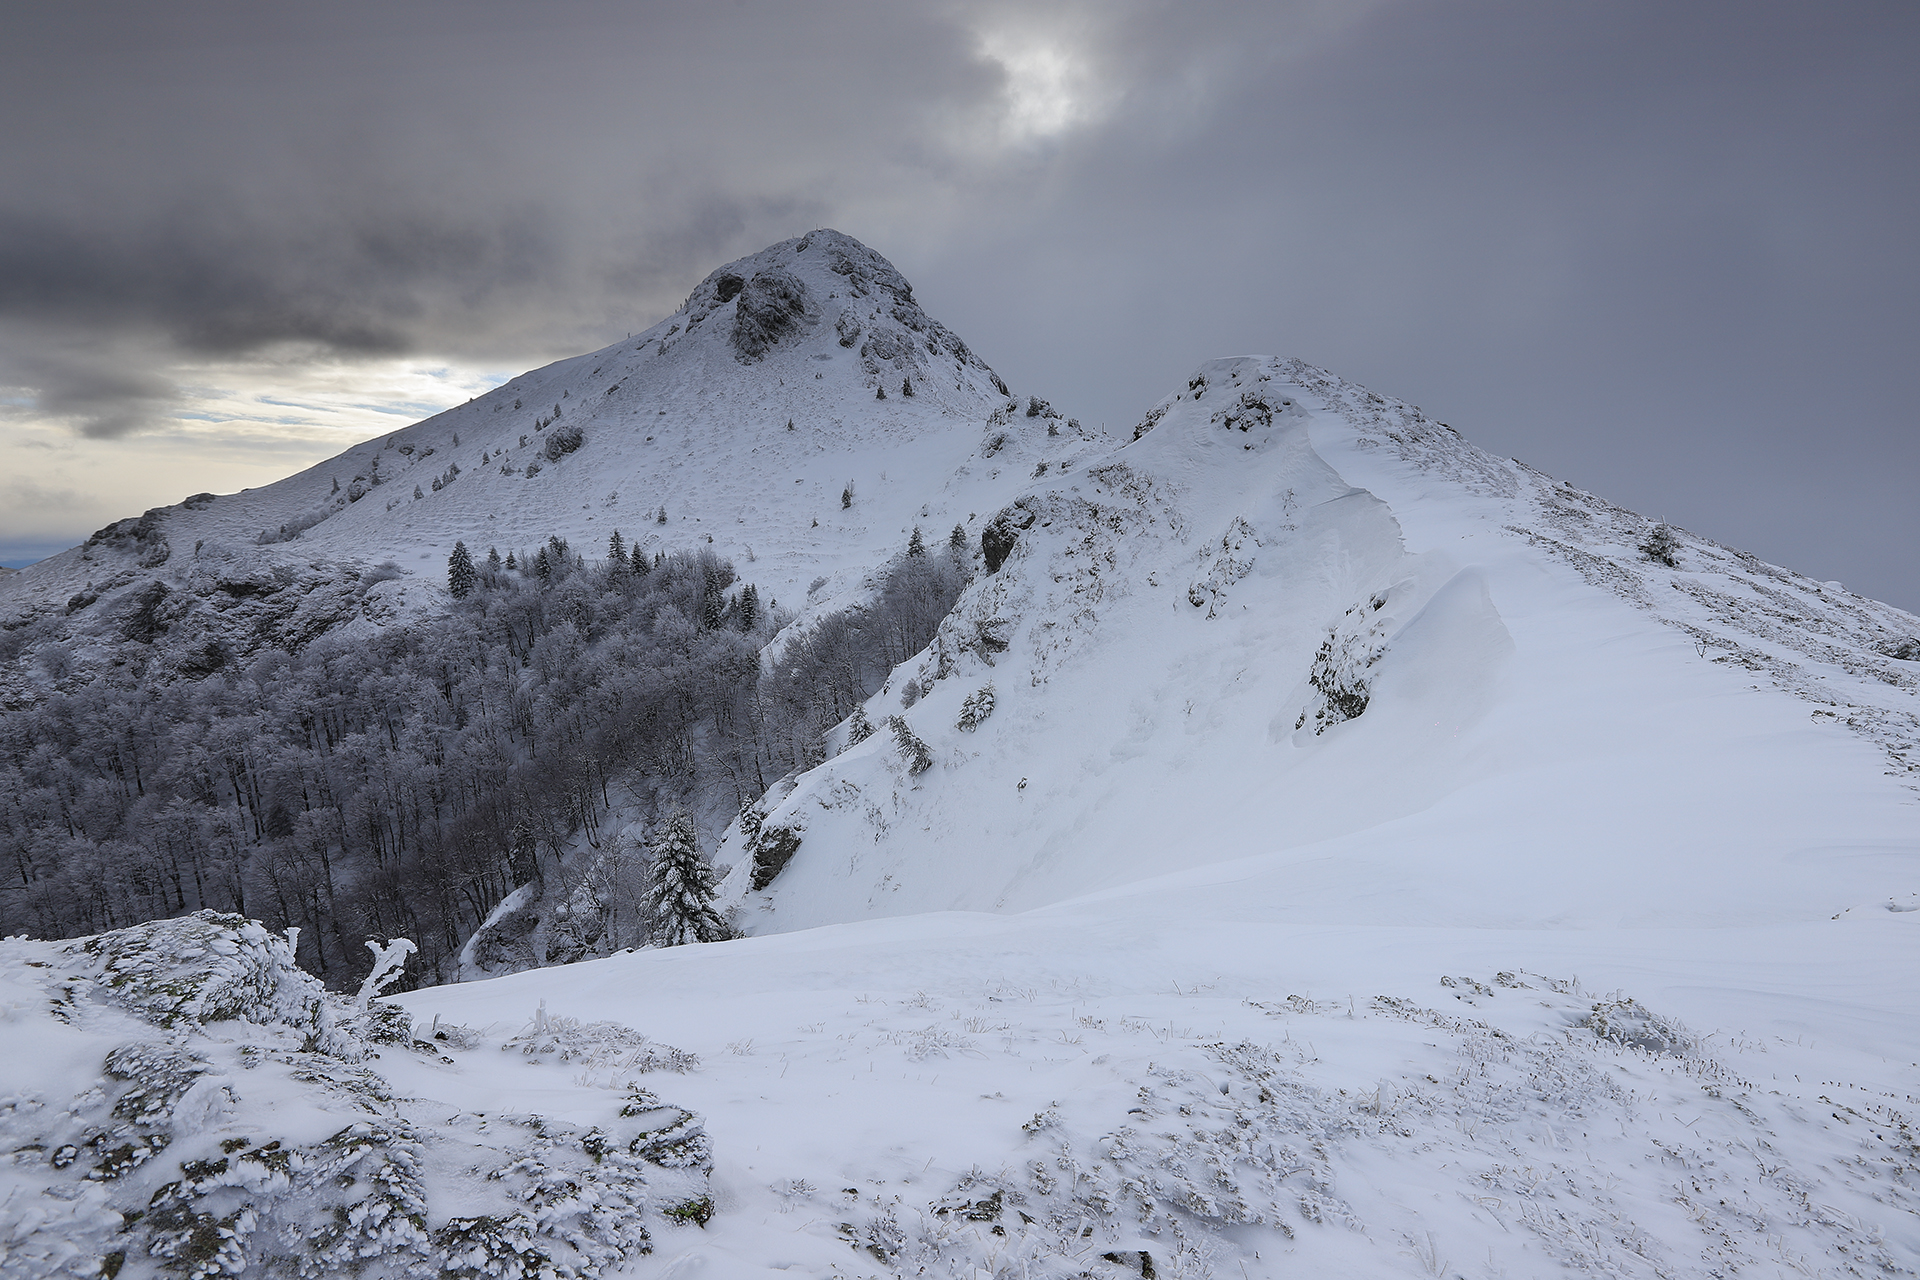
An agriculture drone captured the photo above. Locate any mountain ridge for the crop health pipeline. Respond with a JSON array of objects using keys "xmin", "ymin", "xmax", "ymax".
[{"xmin": 3, "ymin": 233, "xmax": 1918, "ymax": 1278}]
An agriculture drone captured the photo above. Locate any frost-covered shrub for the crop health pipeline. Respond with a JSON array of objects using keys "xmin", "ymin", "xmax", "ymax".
[
  {"xmin": 256, "ymin": 507, "xmax": 334, "ymax": 545},
  {"xmin": 956, "ymin": 683, "xmax": 995, "ymax": 731},
  {"xmin": 543, "ymin": 421, "xmax": 584, "ymax": 461},
  {"xmin": 1582, "ymin": 995, "xmax": 1696, "ymax": 1056},
  {"xmin": 900, "ymin": 676, "xmax": 921, "ymax": 708},
  {"xmin": 1296, "ymin": 597, "xmax": 1389, "ymax": 735},
  {"xmin": 1639, "ymin": 522, "xmax": 1681, "ymax": 567},
  {"xmin": 69, "ymin": 910, "xmax": 348, "ymax": 1050},
  {"xmin": 524, "ymin": 459, "xmax": 542, "ymax": 477},
  {"xmin": 887, "ymin": 715, "xmax": 933, "ymax": 775}
]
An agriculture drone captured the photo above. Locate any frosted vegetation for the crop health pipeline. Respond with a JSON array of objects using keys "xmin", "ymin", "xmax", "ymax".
[
  {"xmin": 0, "ymin": 538, "xmax": 965, "ymax": 986},
  {"xmin": 0, "ymin": 911, "xmax": 711, "ymax": 1279}
]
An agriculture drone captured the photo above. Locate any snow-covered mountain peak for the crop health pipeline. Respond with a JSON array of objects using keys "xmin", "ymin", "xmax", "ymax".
[{"xmin": 0, "ymin": 231, "xmax": 1090, "ymax": 701}]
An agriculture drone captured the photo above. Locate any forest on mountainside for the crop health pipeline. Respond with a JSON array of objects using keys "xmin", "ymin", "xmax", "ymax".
[{"xmin": 0, "ymin": 534, "xmax": 967, "ymax": 987}]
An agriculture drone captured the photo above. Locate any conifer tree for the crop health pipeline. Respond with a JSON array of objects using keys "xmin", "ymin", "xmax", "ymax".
[
  {"xmin": 487, "ymin": 546, "xmax": 502, "ymax": 571},
  {"xmin": 505, "ymin": 550, "xmax": 517, "ymax": 571},
  {"xmin": 643, "ymin": 813, "xmax": 727, "ymax": 946},
  {"xmin": 949, "ymin": 523, "xmax": 967, "ymax": 554},
  {"xmin": 907, "ymin": 526, "xmax": 926, "ymax": 557},
  {"xmin": 887, "ymin": 715, "xmax": 933, "ymax": 774},
  {"xmin": 447, "ymin": 541, "xmax": 476, "ymax": 599},
  {"xmin": 609, "ymin": 529, "xmax": 625, "ymax": 563},
  {"xmin": 736, "ymin": 583, "xmax": 760, "ymax": 632},
  {"xmin": 847, "ymin": 704, "xmax": 875, "ymax": 745},
  {"xmin": 631, "ymin": 543, "xmax": 649, "ymax": 576}
]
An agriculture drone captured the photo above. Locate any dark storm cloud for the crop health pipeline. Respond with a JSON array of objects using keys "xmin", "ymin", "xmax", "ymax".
[{"xmin": 2, "ymin": 1, "xmax": 1916, "ymax": 605}]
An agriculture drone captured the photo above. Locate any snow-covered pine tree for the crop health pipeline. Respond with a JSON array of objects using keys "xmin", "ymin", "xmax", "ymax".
[
  {"xmin": 643, "ymin": 813, "xmax": 728, "ymax": 946},
  {"xmin": 631, "ymin": 542, "xmax": 649, "ymax": 576},
  {"xmin": 949, "ymin": 523, "xmax": 967, "ymax": 554},
  {"xmin": 609, "ymin": 529, "xmax": 625, "ymax": 563},
  {"xmin": 736, "ymin": 583, "xmax": 760, "ymax": 631},
  {"xmin": 847, "ymin": 704, "xmax": 875, "ymax": 745},
  {"xmin": 887, "ymin": 715, "xmax": 933, "ymax": 774},
  {"xmin": 956, "ymin": 682, "xmax": 995, "ymax": 731},
  {"xmin": 486, "ymin": 546, "xmax": 502, "ymax": 571},
  {"xmin": 907, "ymin": 526, "xmax": 925, "ymax": 557},
  {"xmin": 447, "ymin": 541, "xmax": 476, "ymax": 599}
]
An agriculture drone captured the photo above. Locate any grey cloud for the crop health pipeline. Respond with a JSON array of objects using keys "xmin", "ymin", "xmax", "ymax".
[
  {"xmin": 4, "ymin": 476, "xmax": 79, "ymax": 510},
  {"xmin": 3, "ymin": 337, "xmax": 181, "ymax": 440},
  {"xmin": 0, "ymin": 1, "xmax": 1915, "ymax": 605}
]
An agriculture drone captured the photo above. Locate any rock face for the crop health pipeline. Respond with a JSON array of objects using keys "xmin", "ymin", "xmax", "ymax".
[{"xmin": 730, "ymin": 267, "xmax": 816, "ymax": 361}]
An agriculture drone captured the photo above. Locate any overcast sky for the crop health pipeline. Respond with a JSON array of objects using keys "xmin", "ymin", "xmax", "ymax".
[{"xmin": 4, "ymin": 2, "xmax": 1915, "ymax": 608}]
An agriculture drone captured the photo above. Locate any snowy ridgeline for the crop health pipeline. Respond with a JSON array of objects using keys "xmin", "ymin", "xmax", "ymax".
[
  {"xmin": 8, "ymin": 912, "xmax": 1915, "ymax": 1278},
  {"xmin": 0, "ymin": 913, "xmax": 712, "ymax": 1279}
]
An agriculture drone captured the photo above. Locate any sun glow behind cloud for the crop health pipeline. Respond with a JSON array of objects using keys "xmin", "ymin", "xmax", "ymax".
[{"xmin": 974, "ymin": 24, "xmax": 1107, "ymax": 146}]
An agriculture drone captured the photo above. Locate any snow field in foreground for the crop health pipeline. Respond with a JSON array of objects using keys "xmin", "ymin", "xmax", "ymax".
[{"xmin": 393, "ymin": 903, "xmax": 1920, "ymax": 1278}]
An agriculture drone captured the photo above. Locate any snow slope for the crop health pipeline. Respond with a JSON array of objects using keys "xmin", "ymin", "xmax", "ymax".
[
  {"xmin": 416, "ymin": 358, "xmax": 1920, "ymax": 1277},
  {"xmin": 726, "ymin": 356, "xmax": 1918, "ymax": 937}
]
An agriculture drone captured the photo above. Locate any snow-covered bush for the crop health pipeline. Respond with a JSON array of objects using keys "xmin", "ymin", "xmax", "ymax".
[
  {"xmin": 1639, "ymin": 522, "xmax": 1681, "ymax": 567},
  {"xmin": 543, "ymin": 421, "xmax": 584, "ymax": 461},
  {"xmin": 1296, "ymin": 598, "xmax": 1389, "ymax": 735},
  {"xmin": 846, "ymin": 704, "xmax": 876, "ymax": 745}
]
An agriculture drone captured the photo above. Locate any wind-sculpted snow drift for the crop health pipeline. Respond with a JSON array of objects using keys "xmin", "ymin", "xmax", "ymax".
[{"xmin": 3, "ymin": 237, "xmax": 1919, "ymax": 1277}]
